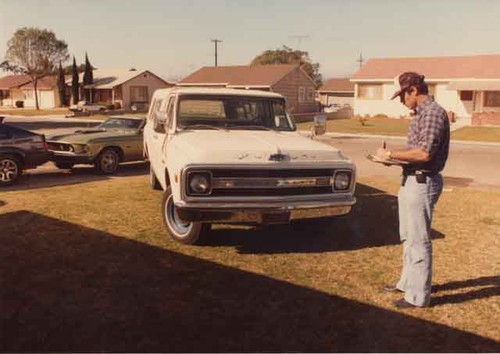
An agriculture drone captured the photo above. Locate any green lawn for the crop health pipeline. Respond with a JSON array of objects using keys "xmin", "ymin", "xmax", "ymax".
[
  {"xmin": 297, "ymin": 118, "xmax": 411, "ymax": 136},
  {"xmin": 451, "ymin": 126, "xmax": 500, "ymax": 142}
]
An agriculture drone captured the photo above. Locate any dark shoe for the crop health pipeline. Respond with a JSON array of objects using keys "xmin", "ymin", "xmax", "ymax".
[
  {"xmin": 393, "ymin": 298, "xmax": 428, "ymax": 308},
  {"xmin": 383, "ymin": 284, "xmax": 403, "ymax": 293}
]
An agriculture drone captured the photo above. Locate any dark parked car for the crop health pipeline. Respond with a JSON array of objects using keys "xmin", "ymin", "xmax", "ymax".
[{"xmin": 0, "ymin": 117, "xmax": 52, "ymax": 186}]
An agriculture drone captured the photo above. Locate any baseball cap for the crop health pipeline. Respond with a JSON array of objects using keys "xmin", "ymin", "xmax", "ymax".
[{"xmin": 390, "ymin": 72, "xmax": 426, "ymax": 100}]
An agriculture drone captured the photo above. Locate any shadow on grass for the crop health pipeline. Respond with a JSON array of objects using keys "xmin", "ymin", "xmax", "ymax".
[
  {"xmin": 432, "ymin": 276, "xmax": 500, "ymax": 306},
  {"xmin": 204, "ymin": 183, "xmax": 444, "ymax": 254},
  {"xmin": 0, "ymin": 211, "xmax": 497, "ymax": 352},
  {"xmin": 2, "ymin": 161, "xmax": 149, "ymax": 192}
]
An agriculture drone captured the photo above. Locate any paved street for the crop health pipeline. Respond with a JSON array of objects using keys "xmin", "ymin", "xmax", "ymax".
[
  {"xmin": 317, "ymin": 134, "xmax": 500, "ymax": 189},
  {"xmin": 3, "ymin": 115, "xmax": 499, "ymax": 190}
]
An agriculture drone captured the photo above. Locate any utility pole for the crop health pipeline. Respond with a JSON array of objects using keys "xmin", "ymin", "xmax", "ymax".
[
  {"xmin": 357, "ymin": 53, "xmax": 364, "ymax": 69},
  {"xmin": 211, "ymin": 39, "xmax": 222, "ymax": 67}
]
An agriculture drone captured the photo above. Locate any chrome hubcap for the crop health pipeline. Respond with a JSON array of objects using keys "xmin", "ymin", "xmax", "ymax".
[
  {"xmin": 0, "ymin": 159, "xmax": 18, "ymax": 182},
  {"xmin": 101, "ymin": 152, "xmax": 118, "ymax": 172},
  {"xmin": 166, "ymin": 195, "xmax": 192, "ymax": 236}
]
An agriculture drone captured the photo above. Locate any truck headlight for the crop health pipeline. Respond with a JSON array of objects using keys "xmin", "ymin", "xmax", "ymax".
[
  {"xmin": 187, "ymin": 171, "xmax": 212, "ymax": 195},
  {"xmin": 333, "ymin": 171, "xmax": 351, "ymax": 191}
]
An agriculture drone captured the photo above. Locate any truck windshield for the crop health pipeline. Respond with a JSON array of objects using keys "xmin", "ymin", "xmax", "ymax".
[{"xmin": 177, "ymin": 95, "xmax": 295, "ymax": 132}]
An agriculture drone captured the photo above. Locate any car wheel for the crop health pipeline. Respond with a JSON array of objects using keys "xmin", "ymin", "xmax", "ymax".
[
  {"xmin": 161, "ymin": 187, "xmax": 210, "ymax": 245},
  {"xmin": 0, "ymin": 155, "xmax": 21, "ymax": 186},
  {"xmin": 95, "ymin": 148, "xmax": 120, "ymax": 174},
  {"xmin": 55, "ymin": 162, "xmax": 74, "ymax": 170},
  {"xmin": 150, "ymin": 165, "xmax": 162, "ymax": 190}
]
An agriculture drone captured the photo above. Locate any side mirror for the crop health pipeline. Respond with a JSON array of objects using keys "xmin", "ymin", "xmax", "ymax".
[
  {"xmin": 311, "ymin": 114, "xmax": 327, "ymax": 138},
  {"xmin": 153, "ymin": 111, "xmax": 167, "ymax": 133}
]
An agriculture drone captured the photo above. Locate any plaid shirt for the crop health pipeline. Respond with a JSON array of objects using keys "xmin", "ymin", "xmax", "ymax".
[{"xmin": 407, "ymin": 96, "xmax": 450, "ymax": 172}]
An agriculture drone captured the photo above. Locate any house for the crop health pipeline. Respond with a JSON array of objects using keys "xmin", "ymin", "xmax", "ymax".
[
  {"xmin": 0, "ymin": 75, "xmax": 32, "ymax": 107},
  {"xmin": 351, "ymin": 54, "xmax": 500, "ymax": 125},
  {"xmin": 178, "ymin": 65, "xmax": 318, "ymax": 114},
  {"xmin": 18, "ymin": 75, "xmax": 63, "ymax": 109},
  {"xmin": 68, "ymin": 69, "xmax": 174, "ymax": 110},
  {"xmin": 317, "ymin": 78, "xmax": 355, "ymax": 108}
]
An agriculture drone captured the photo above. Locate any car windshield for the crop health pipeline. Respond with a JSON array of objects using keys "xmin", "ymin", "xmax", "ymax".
[
  {"xmin": 177, "ymin": 95, "xmax": 295, "ymax": 132},
  {"xmin": 98, "ymin": 118, "xmax": 143, "ymax": 130}
]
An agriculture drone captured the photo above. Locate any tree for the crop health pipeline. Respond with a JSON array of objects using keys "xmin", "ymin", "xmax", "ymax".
[
  {"xmin": 63, "ymin": 63, "xmax": 86, "ymax": 75},
  {"xmin": 250, "ymin": 45, "xmax": 322, "ymax": 87},
  {"xmin": 83, "ymin": 52, "xmax": 94, "ymax": 102},
  {"xmin": 56, "ymin": 62, "xmax": 67, "ymax": 107},
  {"xmin": 71, "ymin": 56, "xmax": 79, "ymax": 104},
  {"xmin": 1, "ymin": 27, "xmax": 69, "ymax": 110}
]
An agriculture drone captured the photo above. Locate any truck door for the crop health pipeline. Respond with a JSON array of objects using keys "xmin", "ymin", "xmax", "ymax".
[{"xmin": 149, "ymin": 95, "xmax": 175, "ymax": 188}]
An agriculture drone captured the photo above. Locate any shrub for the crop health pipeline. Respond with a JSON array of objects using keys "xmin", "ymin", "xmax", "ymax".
[{"xmin": 15, "ymin": 100, "xmax": 24, "ymax": 108}]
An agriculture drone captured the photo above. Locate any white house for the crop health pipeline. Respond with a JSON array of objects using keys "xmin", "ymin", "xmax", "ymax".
[{"xmin": 351, "ymin": 54, "xmax": 500, "ymax": 125}]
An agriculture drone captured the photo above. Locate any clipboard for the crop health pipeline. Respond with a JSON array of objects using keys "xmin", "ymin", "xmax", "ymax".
[{"xmin": 366, "ymin": 154, "xmax": 409, "ymax": 166}]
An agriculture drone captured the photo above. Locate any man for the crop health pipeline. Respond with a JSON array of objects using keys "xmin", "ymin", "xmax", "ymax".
[{"xmin": 375, "ymin": 72, "xmax": 450, "ymax": 308}]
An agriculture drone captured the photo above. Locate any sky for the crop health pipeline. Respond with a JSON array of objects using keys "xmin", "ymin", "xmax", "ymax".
[{"xmin": 1, "ymin": 0, "xmax": 500, "ymax": 82}]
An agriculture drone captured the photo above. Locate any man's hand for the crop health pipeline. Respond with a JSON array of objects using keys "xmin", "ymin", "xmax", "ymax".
[{"xmin": 376, "ymin": 148, "xmax": 390, "ymax": 161}]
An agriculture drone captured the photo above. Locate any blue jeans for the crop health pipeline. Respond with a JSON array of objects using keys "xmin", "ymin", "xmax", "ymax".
[{"xmin": 396, "ymin": 174, "xmax": 443, "ymax": 306}]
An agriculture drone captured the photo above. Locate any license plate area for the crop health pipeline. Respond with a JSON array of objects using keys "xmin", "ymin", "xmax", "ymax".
[{"xmin": 262, "ymin": 212, "xmax": 291, "ymax": 224}]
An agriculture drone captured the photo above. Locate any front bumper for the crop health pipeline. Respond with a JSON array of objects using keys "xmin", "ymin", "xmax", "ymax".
[
  {"xmin": 50, "ymin": 151, "xmax": 94, "ymax": 164},
  {"xmin": 175, "ymin": 196, "xmax": 356, "ymax": 224}
]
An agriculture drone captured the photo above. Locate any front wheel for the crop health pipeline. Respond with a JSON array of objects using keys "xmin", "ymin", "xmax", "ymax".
[
  {"xmin": 0, "ymin": 155, "xmax": 21, "ymax": 186},
  {"xmin": 161, "ymin": 187, "xmax": 210, "ymax": 245},
  {"xmin": 95, "ymin": 148, "xmax": 120, "ymax": 174}
]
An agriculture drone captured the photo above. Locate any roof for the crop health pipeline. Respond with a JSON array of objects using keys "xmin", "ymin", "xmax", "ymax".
[
  {"xmin": 0, "ymin": 74, "xmax": 32, "ymax": 90},
  {"xmin": 19, "ymin": 75, "xmax": 60, "ymax": 90},
  {"xmin": 318, "ymin": 78, "xmax": 354, "ymax": 92},
  {"xmin": 351, "ymin": 54, "xmax": 500, "ymax": 81},
  {"xmin": 447, "ymin": 80, "xmax": 500, "ymax": 91},
  {"xmin": 179, "ymin": 65, "xmax": 301, "ymax": 87},
  {"xmin": 66, "ymin": 69, "xmax": 172, "ymax": 89},
  {"xmin": 153, "ymin": 87, "xmax": 284, "ymax": 99}
]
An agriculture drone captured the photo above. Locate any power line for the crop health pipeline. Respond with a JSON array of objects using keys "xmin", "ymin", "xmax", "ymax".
[{"xmin": 210, "ymin": 39, "xmax": 222, "ymax": 67}]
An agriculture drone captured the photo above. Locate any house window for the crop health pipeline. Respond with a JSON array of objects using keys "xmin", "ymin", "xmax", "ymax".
[
  {"xmin": 460, "ymin": 91, "xmax": 473, "ymax": 101},
  {"xmin": 298, "ymin": 87, "xmax": 306, "ymax": 103},
  {"xmin": 484, "ymin": 91, "xmax": 500, "ymax": 107},
  {"xmin": 130, "ymin": 86, "xmax": 148, "ymax": 102},
  {"xmin": 306, "ymin": 87, "xmax": 315, "ymax": 102},
  {"xmin": 357, "ymin": 84, "xmax": 382, "ymax": 100}
]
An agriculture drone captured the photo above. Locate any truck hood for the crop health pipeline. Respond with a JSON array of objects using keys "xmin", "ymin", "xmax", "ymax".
[
  {"xmin": 170, "ymin": 130, "xmax": 348, "ymax": 164},
  {"xmin": 47, "ymin": 129, "xmax": 136, "ymax": 144}
]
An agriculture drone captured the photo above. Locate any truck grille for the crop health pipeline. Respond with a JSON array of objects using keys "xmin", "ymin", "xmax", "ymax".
[{"xmin": 186, "ymin": 168, "xmax": 350, "ymax": 197}]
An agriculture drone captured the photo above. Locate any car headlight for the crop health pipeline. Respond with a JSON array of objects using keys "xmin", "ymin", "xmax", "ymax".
[
  {"xmin": 187, "ymin": 171, "xmax": 212, "ymax": 195},
  {"xmin": 72, "ymin": 144, "xmax": 89, "ymax": 153},
  {"xmin": 333, "ymin": 171, "xmax": 351, "ymax": 191}
]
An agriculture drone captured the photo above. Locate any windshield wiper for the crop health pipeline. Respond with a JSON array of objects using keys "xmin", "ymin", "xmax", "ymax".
[
  {"xmin": 227, "ymin": 125, "xmax": 275, "ymax": 131},
  {"xmin": 182, "ymin": 124, "xmax": 226, "ymax": 131}
]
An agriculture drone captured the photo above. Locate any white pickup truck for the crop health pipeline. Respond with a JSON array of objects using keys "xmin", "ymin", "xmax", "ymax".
[{"xmin": 144, "ymin": 87, "xmax": 356, "ymax": 244}]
